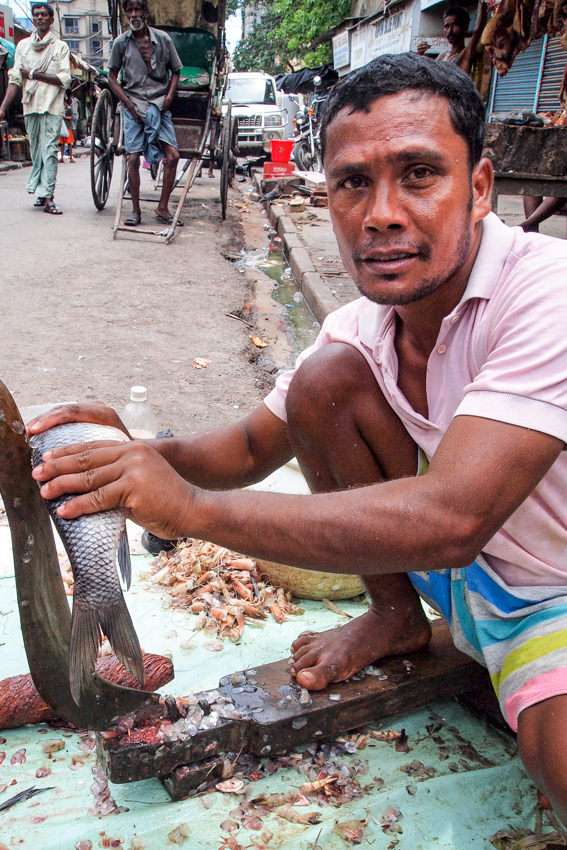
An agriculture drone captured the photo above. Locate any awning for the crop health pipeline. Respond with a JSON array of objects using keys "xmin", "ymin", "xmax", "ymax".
[
  {"xmin": 0, "ymin": 36, "xmax": 15, "ymax": 69},
  {"xmin": 275, "ymin": 65, "xmax": 339, "ymax": 93}
]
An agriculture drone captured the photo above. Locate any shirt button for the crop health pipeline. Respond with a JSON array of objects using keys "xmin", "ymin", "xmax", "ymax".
[
  {"xmin": 450, "ymin": 315, "xmax": 459, "ymax": 324},
  {"xmin": 437, "ymin": 344, "xmax": 447, "ymax": 354}
]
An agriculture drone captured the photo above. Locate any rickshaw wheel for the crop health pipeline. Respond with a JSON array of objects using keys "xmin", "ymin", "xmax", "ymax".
[
  {"xmin": 220, "ymin": 100, "xmax": 235, "ymax": 219},
  {"xmin": 90, "ymin": 89, "xmax": 116, "ymax": 210}
]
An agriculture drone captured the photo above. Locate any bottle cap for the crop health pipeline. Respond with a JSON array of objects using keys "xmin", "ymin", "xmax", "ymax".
[{"xmin": 130, "ymin": 385, "xmax": 147, "ymax": 402}]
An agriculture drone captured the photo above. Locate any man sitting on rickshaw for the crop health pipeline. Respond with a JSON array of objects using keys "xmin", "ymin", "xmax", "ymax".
[{"xmin": 108, "ymin": 0, "xmax": 182, "ymax": 226}]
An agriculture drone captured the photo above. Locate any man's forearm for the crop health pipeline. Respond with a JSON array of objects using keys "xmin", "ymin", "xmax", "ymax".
[
  {"xmin": 108, "ymin": 73, "xmax": 136, "ymax": 113},
  {"xmin": 184, "ymin": 475, "xmax": 471, "ymax": 575},
  {"xmin": 151, "ymin": 415, "xmax": 292, "ymax": 490},
  {"xmin": 0, "ymin": 82, "xmax": 21, "ymax": 117},
  {"xmin": 163, "ymin": 72, "xmax": 179, "ymax": 109},
  {"xmin": 29, "ymin": 70, "xmax": 64, "ymax": 87}
]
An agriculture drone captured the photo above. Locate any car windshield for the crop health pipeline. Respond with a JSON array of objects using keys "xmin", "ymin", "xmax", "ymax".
[{"xmin": 226, "ymin": 76, "xmax": 276, "ymax": 105}]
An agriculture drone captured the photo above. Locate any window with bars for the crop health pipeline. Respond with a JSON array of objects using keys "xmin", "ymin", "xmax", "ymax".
[{"xmin": 63, "ymin": 17, "xmax": 79, "ymax": 33}]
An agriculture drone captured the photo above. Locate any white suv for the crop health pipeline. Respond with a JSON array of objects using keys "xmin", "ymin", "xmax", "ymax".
[{"xmin": 224, "ymin": 72, "xmax": 288, "ymax": 155}]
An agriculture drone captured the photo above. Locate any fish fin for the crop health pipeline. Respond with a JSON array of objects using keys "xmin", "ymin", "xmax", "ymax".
[
  {"xmin": 69, "ymin": 606, "xmax": 102, "ymax": 705},
  {"xmin": 99, "ymin": 598, "xmax": 145, "ymax": 687},
  {"xmin": 117, "ymin": 528, "xmax": 132, "ymax": 590}
]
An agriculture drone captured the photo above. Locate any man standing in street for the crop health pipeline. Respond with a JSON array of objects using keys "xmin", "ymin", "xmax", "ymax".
[
  {"xmin": 0, "ymin": 3, "xmax": 70, "ymax": 215},
  {"xmin": 108, "ymin": 0, "xmax": 182, "ymax": 227}
]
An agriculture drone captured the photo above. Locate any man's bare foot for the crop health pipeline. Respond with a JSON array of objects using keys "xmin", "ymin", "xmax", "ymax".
[{"xmin": 290, "ymin": 602, "xmax": 432, "ymax": 690}]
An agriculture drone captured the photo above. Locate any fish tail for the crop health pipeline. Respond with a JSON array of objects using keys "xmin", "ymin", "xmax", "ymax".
[
  {"xmin": 98, "ymin": 599, "xmax": 145, "ymax": 688},
  {"xmin": 69, "ymin": 599, "xmax": 145, "ymax": 705},
  {"xmin": 69, "ymin": 606, "xmax": 103, "ymax": 705}
]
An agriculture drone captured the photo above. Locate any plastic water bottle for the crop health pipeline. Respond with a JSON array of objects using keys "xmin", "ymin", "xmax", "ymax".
[{"xmin": 120, "ymin": 385, "xmax": 158, "ymax": 438}]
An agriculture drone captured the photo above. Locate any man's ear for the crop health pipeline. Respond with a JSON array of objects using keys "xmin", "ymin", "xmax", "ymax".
[{"xmin": 471, "ymin": 156, "xmax": 494, "ymax": 222}]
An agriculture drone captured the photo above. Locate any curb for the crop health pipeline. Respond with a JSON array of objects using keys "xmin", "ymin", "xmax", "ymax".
[
  {"xmin": 264, "ymin": 200, "xmax": 340, "ymax": 325},
  {"xmin": 0, "ymin": 160, "xmax": 31, "ymax": 172}
]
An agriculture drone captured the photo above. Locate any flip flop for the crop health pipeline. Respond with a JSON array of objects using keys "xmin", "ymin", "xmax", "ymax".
[
  {"xmin": 33, "ymin": 198, "xmax": 46, "ymax": 207},
  {"xmin": 43, "ymin": 200, "xmax": 62, "ymax": 215},
  {"xmin": 124, "ymin": 213, "xmax": 141, "ymax": 226},
  {"xmin": 155, "ymin": 212, "xmax": 173, "ymax": 224}
]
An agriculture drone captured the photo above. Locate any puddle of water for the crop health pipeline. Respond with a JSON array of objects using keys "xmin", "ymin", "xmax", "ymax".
[{"xmin": 242, "ymin": 247, "xmax": 320, "ymax": 356}]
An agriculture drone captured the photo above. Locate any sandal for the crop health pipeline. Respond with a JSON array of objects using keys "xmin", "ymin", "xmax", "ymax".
[
  {"xmin": 124, "ymin": 213, "xmax": 141, "ymax": 226},
  {"xmin": 33, "ymin": 197, "xmax": 46, "ymax": 207},
  {"xmin": 155, "ymin": 211, "xmax": 173, "ymax": 224},
  {"xmin": 44, "ymin": 200, "xmax": 62, "ymax": 215}
]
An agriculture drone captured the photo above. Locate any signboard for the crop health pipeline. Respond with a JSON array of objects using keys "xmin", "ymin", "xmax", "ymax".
[
  {"xmin": 332, "ymin": 30, "xmax": 350, "ymax": 68},
  {"xmin": 350, "ymin": 27, "xmax": 366, "ymax": 69},
  {"xmin": 0, "ymin": 3, "xmax": 14, "ymax": 41},
  {"xmin": 368, "ymin": 8, "xmax": 412, "ymax": 58},
  {"xmin": 350, "ymin": 6, "xmax": 412, "ymax": 69}
]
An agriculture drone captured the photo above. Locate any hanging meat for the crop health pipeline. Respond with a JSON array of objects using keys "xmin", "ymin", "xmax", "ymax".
[{"xmin": 481, "ymin": 0, "xmax": 567, "ymax": 74}]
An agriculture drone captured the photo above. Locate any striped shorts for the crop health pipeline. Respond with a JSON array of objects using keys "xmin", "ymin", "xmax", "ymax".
[{"xmin": 409, "ymin": 558, "xmax": 567, "ymax": 731}]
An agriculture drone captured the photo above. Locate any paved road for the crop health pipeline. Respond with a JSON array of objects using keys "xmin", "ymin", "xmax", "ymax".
[{"xmin": 0, "ymin": 154, "xmax": 270, "ymax": 435}]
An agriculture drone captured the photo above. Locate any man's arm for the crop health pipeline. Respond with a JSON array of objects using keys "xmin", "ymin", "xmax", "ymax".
[
  {"xmin": 31, "ymin": 412, "xmax": 563, "ymax": 575},
  {"xmin": 108, "ymin": 68, "xmax": 142, "ymax": 123},
  {"xmin": 21, "ymin": 42, "xmax": 71, "ymax": 91},
  {"xmin": 162, "ymin": 71, "xmax": 179, "ymax": 113},
  {"xmin": 0, "ymin": 83, "xmax": 21, "ymax": 122},
  {"xmin": 27, "ymin": 400, "xmax": 294, "ymax": 491},
  {"xmin": 459, "ymin": 0, "xmax": 488, "ymax": 74}
]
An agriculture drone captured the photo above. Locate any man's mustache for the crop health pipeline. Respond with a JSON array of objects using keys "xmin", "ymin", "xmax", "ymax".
[{"xmin": 352, "ymin": 241, "xmax": 431, "ymax": 262}]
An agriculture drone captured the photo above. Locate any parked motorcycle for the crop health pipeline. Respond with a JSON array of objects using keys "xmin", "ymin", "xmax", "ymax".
[{"xmin": 292, "ymin": 75, "xmax": 326, "ymax": 173}]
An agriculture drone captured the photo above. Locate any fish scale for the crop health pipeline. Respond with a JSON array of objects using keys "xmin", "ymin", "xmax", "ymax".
[{"xmin": 29, "ymin": 422, "xmax": 145, "ymax": 705}]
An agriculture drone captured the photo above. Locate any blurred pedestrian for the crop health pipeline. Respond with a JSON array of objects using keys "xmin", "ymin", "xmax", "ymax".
[
  {"xmin": 59, "ymin": 89, "xmax": 76, "ymax": 162},
  {"xmin": 0, "ymin": 2, "xmax": 71, "ymax": 214}
]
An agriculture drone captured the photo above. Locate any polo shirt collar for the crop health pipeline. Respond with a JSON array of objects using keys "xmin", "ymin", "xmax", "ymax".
[{"xmin": 357, "ymin": 211, "xmax": 516, "ymax": 350}]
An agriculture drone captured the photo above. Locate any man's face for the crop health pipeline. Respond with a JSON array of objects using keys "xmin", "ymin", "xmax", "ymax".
[
  {"xmin": 32, "ymin": 6, "xmax": 53, "ymax": 36},
  {"xmin": 126, "ymin": 3, "xmax": 148, "ymax": 30},
  {"xmin": 443, "ymin": 14, "xmax": 465, "ymax": 46},
  {"xmin": 324, "ymin": 91, "xmax": 491, "ymax": 308}
]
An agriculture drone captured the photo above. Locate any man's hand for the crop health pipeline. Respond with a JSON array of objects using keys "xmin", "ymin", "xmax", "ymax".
[
  {"xmin": 128, "ymin": 103, "xmax": 143, "ymax": 124},
  {"xmin": 162, "ymin": 98, "xmax": 173, "ymax": 113},
  {"xmin": 27, "ymin": 402, "xmax": 131, "ymax": 438},
  {"xmin": 21, "ymin": 67, "xmax": 31, "ymax": 79},
  {"xmin": 417, "ymin": 42, "xmax": 431, "ymax": 54},
  {"xmin": 31, "ymin": 438, "xmax": 197, "ymax": 540}
]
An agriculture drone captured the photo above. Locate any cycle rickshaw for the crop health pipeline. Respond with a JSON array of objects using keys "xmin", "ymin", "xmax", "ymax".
[{"xmin": 90, "ymin": 0, "xmax": 238, "ymax": 242}]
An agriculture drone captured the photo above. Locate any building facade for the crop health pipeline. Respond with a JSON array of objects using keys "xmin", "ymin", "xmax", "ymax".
[{"xmin": 51, "ymin": 0, "xmax": 112, "ymax": 68}]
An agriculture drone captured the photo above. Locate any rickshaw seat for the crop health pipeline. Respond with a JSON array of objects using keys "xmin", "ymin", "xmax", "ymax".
[{"xmin": 159, "ymin": 26, "xmax": 216, "ymax": 89}]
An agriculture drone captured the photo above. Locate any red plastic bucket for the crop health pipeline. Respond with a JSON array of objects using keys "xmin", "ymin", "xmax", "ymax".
[{"xmin": 270, "ymin": 139, "xmax": 294, "ymax": 163}]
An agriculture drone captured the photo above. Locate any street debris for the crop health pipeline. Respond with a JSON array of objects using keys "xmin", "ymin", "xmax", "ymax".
[
  {"xmin": 248, "ymin": 335, "xmax": 268, "ymax": 348},
  {"xmin": 193, "ymin": 357, "xmax": 212, "ymax": 369}
]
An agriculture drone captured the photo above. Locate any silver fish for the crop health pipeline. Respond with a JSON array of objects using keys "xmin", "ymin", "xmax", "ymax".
[{"xmin": 29, "ymin": 422, "xmax": 144, "ymax": 705}]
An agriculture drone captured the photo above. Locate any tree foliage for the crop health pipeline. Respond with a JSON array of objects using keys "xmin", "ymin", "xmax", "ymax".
[{"xmin": 232, "ymin": 0, "xmax": 351, "ymax": 73}]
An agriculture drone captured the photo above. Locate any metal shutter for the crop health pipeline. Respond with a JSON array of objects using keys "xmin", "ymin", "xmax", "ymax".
[
  {"xmin": 488, "ymin": 37, "xmax": 545, "ymax": 115},
  {"xmin": 537, "ymin": 36, "xmax": 566, "ymax": 112}
]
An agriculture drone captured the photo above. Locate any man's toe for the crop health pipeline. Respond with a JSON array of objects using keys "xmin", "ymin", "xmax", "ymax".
[{"xmin": 296, "ymin": 663, "xmax": 338, "ymax": 691}]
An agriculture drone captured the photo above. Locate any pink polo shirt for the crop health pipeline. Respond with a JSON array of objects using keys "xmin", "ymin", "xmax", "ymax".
[{"xmin": 264, "ymin": 213, "xmax": 567, "ymax": 587}]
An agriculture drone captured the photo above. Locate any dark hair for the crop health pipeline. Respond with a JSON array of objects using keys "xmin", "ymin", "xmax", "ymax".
[
  {"xmin": 443, "ymin": 5, "xmax": 470, "ymax": 30},
  {"xmin": 319, "ymin": 53, "xmax": 485, "ymax": 169},
  {"xmin": 31, "ymin": 2, "xmax": 54, "ymax": 16},
  {"xmin": 123, "ymin": 0, "xmax": 149, "ymax": 13}
]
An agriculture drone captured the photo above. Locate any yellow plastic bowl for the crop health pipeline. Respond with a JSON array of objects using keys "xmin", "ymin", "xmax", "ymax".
[{"xmin": 256, "ymin": 559, "xmax": 365, "ymax": 601}]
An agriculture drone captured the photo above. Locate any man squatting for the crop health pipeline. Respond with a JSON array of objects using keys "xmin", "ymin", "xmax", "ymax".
[
  {"xmin": 107, "ymin": 0, "xmax": 182, "ymax": 226},
  {"xmin": 29, "ymin": 54, "xmax": 567, "ymax": 824},
  {"xmin": 0, "ymin": 3, "xmax": 70, "ymax": 215}
]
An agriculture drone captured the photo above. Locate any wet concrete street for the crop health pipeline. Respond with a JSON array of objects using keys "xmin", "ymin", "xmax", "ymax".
[{"xmin": 0, "ymin": 153, "xmax": 272, "ymax": 434}]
